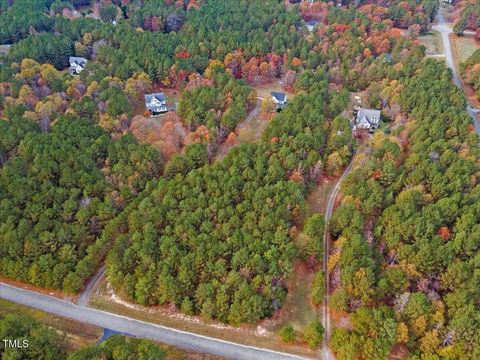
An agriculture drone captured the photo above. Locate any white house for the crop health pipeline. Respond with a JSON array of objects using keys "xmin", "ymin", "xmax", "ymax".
[
  {"xmin": 271, "ymin": 91, "xmax": 288, "ymax": 110},
  {"xmin": 305, "ymin": 20, "xmax": 319, "ymax": 32},
  {"xmin": 145, "ymin": 92, "xmax": 168, "ymax": 115},
  {"xmin": 69, "ymin": 56, "xmax": 87, "ymax": 75},
  {"xmin": 354, "ymin": 108, "xmax": 381, "ymax": 132}
]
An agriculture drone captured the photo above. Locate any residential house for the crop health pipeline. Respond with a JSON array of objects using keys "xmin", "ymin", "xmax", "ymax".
[
  {"xmin": 383, "ymin": 53, "xmax": 393, "ymax": 63},
  {"xmin": 305, "ymin": 20, "xmax": 319, "ymax": 32},
  {"xmin": 145, "ymin": 92, "xmax": 168, "ymax": 115},
  {"xmin": 354, "ymin": 107, "xmax": 381, "ymax": 132},
  {"xmin": 271, "ymin": 91, "xmax": 288, "ymax": 110},
  {"xmin": 69, "ymin": 56, "xmax": 87, "ymax": 75}
]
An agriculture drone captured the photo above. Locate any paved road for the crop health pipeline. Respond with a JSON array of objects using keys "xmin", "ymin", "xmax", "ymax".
[
  {"xmin": 0, "ymin": 283, "xmax": 311, "ymax": 360},
  {"xmin": 432, "ymin": 6, "xmax": 480, "ymax": 134},
  {"xmin": 77, "ymin": 265, "xmax": 105, "ymax": 307},
  {"xmin": 320, "ymin": 159, "xmax": 355, "ymax": 360}
]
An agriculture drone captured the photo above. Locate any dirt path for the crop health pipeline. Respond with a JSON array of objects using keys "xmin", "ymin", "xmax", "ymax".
[
  {"xmin": 320, "ymin": 158, "xmax": 355, "ymax": 360},
  {"xmin": 237, "ymin": 98, "xmax": 264, "ymax": 134},
  {"xmin": 77, "ymin": 265, "xmax": 106, "ymax": 307},
  {"xmin": 214, "ymin": 99, "xmax": 263, "ymax": 162}
]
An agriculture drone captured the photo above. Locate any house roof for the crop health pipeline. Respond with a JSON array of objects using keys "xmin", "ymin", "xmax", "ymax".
[
  {"xmin": 145, "ymin": 93, "xmax": 167, "ymax": 111},
  {"xmin": 271, "ymin": 91, "xmax": 287, "ymax": 103},
  {"xmin": 69, "ymin": 56, "xmax": 87, "ymax": 66},
  {"xmin": 145, "ymin": 92, "xmax": 166, "ymax": 103},
  {"xmin": 384, "ymin": 53, "xmax": 393, "ymax": 62},
  {"xmin": 305, "ymin": 20, "xmax": 319, "ymax": 27},
  {"xmin": 356, "ymin": 108, "xmax": 381, "ymax": 127}
]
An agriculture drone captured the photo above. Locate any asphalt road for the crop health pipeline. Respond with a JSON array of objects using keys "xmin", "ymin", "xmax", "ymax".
[
  {"xmin": 0, "ymin": 283, "xmax": 311, "ymax": 360},
  {"xmin": 320, "ymin": 159, "xmax": 355, "ymax": 360},
  {"xmin": 432, "ymin": 7, "xmax": 480, "ymax": 135}
]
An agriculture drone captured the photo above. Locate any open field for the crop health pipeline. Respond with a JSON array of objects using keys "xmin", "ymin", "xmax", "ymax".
[
  {"xmin": 306, "ymin": 178, "xmax": 336, "ymax": 216},
  {"xmin": 450, "ymin": 34, "xmax": 480, "ymax": 107},
  {"xmin": 266, "ymin": 261, "xmax": 320, "ymax": 333},
  {"xmin": 253, "ymin": 79, "xmax": 293, "ymax": 100},
  {"xmin": 0, "ymin": 299, "xmax": 101, "ymax": 352},
  {"xmin": 236, "ymin": 110, "xmax": 271, "ymax": 144},
  {"xmin": 214, "ymin": 107, "xmax": 272, "ymax": 161},
  {"xmin": 452, "ymin": 35, "xmax": 480, "ymax": 63},
  {"xmin": 216, "ymin": 79, "xmax": 298, "ymax": 161},
  {"xmin": 418, "ymin": 31, "xmax": 445, "ymax": 57}
]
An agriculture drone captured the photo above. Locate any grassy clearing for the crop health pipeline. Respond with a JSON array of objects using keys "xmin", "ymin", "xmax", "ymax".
[
  {"xmin": 214, "ymin": 107, "xmax": 269, "ymax": 162},
  {"xmin": 215, "ymin": 79, "xmax": 299, "ymax": 161},
  {"xmin": 452, "ymin": 35, "xmax": 480, "ymax": 64},
  {"xmin": 236, "ymin": 111, "xmax": 270, "ymax": 144},
  {"xmin": 0, "ymin": 299, "xmax": 101, "ymax": 352},
  {"xmin": 306, "ymin": 178, "xmax": 336, "ymax": 216},
  {"xmin": 419, "ymin": 31, "xmax": 445, "ymax": 56},
  {"xmin": 268, "ymin": 261, "xmax": 319, "ymax": 334},
  {"xmin": 264, "ymin": 175, "xmax": 338, "ymax": 334},
  {"xmin": 253, "ymin": 79, "xmax": 291, "ymax": 100}
]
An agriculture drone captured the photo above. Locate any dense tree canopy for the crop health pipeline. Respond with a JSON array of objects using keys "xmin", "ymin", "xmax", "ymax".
[
  {"xmin": 329, "ymin": 58, "xmax": 480, "ymax": 357},
  {"xmin": 0, "ymin": 116, "xmax": 161, "ymax": 292},
  {"xmin": 1, "ymin": 1, "xmax": 479, "ymax": 357},
  {"xmin": 0, "ymin": 313, "xmax": 67, "ymax": 360},
  {"xmin": 0, "ymin": 0, "xmax": 54, "ymax": 44},
  {"xmin": 106, "ymin": 75, "xmax": 352, "ymax": 324},
  {"xmin": 453, "ymin": 0, "xmax": 480, "ymax": 35}
]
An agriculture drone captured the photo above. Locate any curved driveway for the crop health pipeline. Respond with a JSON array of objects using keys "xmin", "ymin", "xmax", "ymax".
[{"xmin": 0, "ymin": 283, "xmax": 310, "ymax": 360}]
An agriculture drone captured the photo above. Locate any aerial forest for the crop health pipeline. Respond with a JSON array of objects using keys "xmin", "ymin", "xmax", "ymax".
[{"xmin": 0, "ymin": 0, "xmax": 479, "ymax": 358}]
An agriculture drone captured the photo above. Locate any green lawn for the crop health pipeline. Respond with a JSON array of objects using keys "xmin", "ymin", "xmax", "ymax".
[{"xmin": 453, "ymin": 35, "xmax": 480, "ymax": 64}]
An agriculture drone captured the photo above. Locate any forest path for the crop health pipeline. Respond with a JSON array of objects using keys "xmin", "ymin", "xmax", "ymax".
[
  {"xmin": 214, "ymin": 99, "xmax": 264, "ymax": 162},
  {"xmin": 77, "ymin": 265, "xmax": 106, "ymax": 307},
  {"xmin": 320, "ymin": 158, "xmax": 355, "ymax": 360}
]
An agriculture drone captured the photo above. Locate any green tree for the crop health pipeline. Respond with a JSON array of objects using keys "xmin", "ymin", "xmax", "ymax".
[
  {"xmin": 0, "ymin": 313, "xmax": 67, "ymax": 360},
  {"xmin": 279, "ymin": 325, "xmax": 296, "ymax": 344},
  {"xmin": 303, "ymin": 320, "xmax": 324, "ymax": 349},
  {"xmin": 311, "ymin": 271, "xmax": 325, "ymax": 305}
]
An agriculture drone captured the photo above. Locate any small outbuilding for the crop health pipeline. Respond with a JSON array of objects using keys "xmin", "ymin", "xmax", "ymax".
[{"xmin": 145, "ymin": 92, "xmax": 168, "ymax": 115}]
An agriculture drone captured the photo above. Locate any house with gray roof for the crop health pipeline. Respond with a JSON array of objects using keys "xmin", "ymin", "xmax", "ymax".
[
  {"xmin": 271, "ymin": 91, "xmax": 288, "ymax": 110},
  {"xmin": 305, "ymin": 20, "xmax": 319, "ymax": 32},
  {"xmin": 354, "ymin": 108, "xmax": 381, "ymax": 132},
  {"xmin": 145, "ymin": 93, "xmax": 168, "ymax": 115},
  {"xmin": 69, "ymin": 56, "xmax": 87, "ymax": 75}
]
